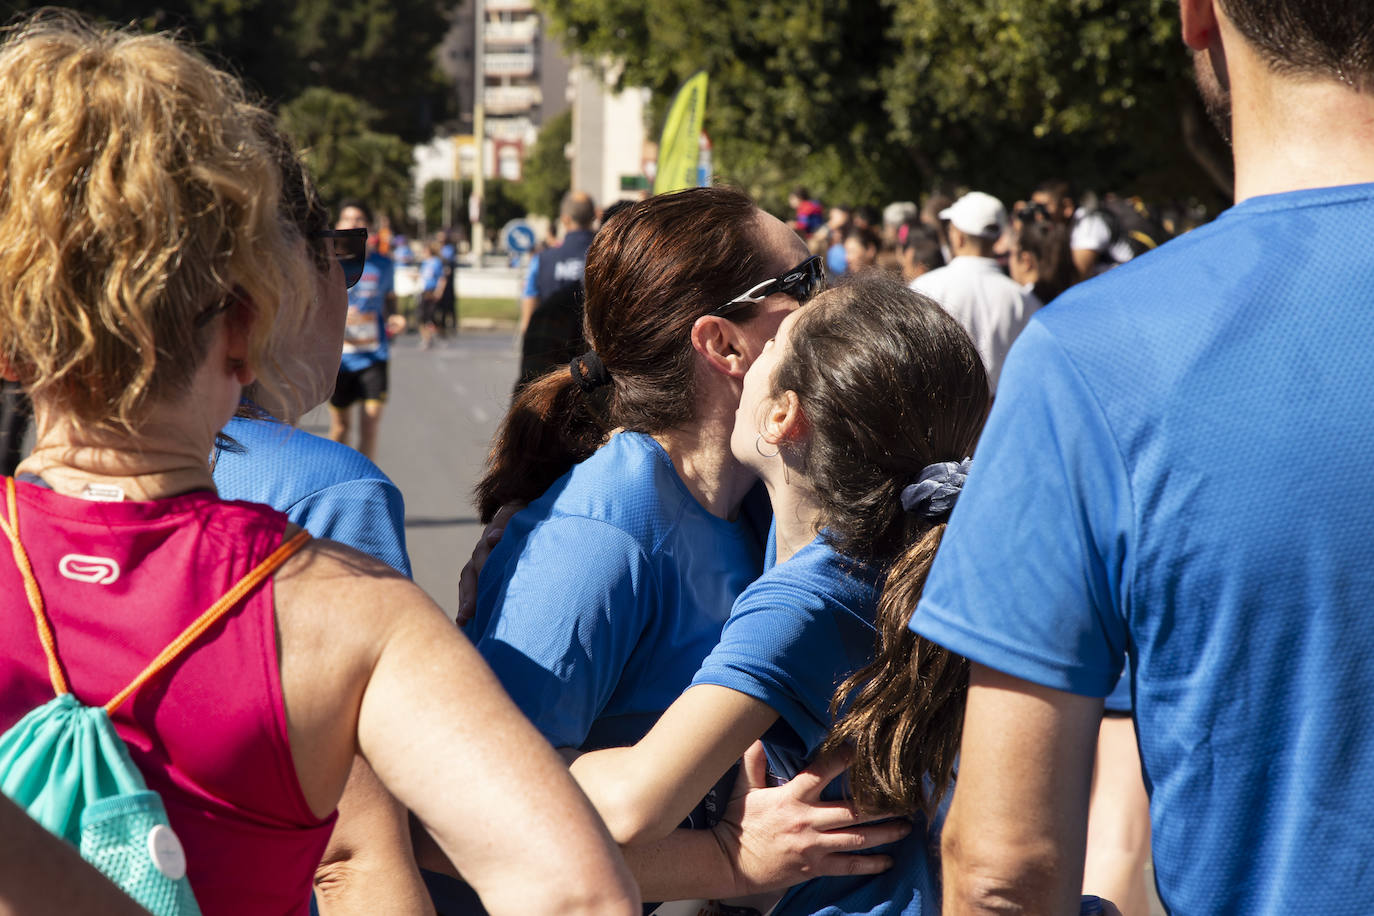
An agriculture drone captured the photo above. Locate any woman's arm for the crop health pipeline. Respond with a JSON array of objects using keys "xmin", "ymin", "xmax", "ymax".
[
  {"xmin": 416, "ymin": 741, "xmax": 908, "ymax": 903},
  {"xmin": 275, "ymin": 539, "xmax": 639, "ymax": 916},
  {"xmin": 569, "ymin": 684, "xmax": 779, "ymax": 844},
  {"xmin": 313, "ymin": 756, "xmax": 434, "ymax": 916}
]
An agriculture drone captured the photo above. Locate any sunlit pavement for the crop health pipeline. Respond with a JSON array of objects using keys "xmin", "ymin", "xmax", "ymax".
[{"xmin": 299, "ymin": 328, "xmax": 519, "ymax": 618}]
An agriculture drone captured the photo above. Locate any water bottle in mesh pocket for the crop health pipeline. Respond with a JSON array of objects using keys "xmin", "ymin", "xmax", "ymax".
[{"xmin": 81, "ymin": 790, "xmax": 201, "ymax": 914}]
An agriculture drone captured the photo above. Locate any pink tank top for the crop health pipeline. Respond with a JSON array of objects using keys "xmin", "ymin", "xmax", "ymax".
[{"xmin": 0, "ymin": 478, "xmax": 336, "ymax": 914}]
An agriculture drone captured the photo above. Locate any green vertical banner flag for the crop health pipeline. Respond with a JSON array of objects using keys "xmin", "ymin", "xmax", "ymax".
[{"xmin": 653, "ymin": 71, "xmax": 709, "ymax": 195}]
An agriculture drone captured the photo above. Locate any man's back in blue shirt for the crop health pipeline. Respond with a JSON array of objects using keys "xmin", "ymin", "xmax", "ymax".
[
  {"xmin": 214, "ymin": 415, "xmax": 409, "ymax": 576},
  {"xmin": 912, "ymin": 183, "xmax": 1374, "ymax": 914}
]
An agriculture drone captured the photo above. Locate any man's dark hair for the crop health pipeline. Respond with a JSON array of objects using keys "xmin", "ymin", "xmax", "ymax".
[
  {"xmin": 1034, "ymin": 179, "xmax": 1075, "ymax": 205},
  {"xmin": 844, "ymin": 225, "xmax": 880, "ymax": 252},
  {"xmin": 1219, "ymin": 0, "xmax": 1374, "ymax": 87},
  {"xmin": 901, "ymin": 222, "xmax": 945, "ymax": 271},
  {"xmin": 263, "ymin": 126, "xmax": 329, "ymax": 270},
  {"xmin": 337, "ymin": 198, "xmax": 372, "ymax": 224},
  {"xmin": 853, "ymin": 205, "xmax": 881, "ymax": 228}
]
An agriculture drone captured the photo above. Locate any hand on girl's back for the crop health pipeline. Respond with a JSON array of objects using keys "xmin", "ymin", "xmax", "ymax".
[
  {"xmin": 711, "ymin": 742, "xmax": 912, "ymax": 898},
  {"xmin": 455, "ymin": 501, "xmax": 524, "ymax": 625}
]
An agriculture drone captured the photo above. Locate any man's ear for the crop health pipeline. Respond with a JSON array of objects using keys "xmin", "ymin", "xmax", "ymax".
[
  {"xmin": 690, "ymin": 315, "xmax": 750, "ymax": 379},
  {"xmin": 0, "ymin": 354, "xmax": 19, "ymax": 383},
  {"xmin": 1180, "ymin": 0, "xmax": 1219, "ymax": 50}
]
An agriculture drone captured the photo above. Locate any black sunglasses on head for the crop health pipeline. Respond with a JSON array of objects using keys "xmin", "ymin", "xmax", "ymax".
[
  {"xmin": 310, "ymin": 228, "xmax": 368, "ymax": 289},
  {"xmin": 710, "ymin": 255, "xmax": 825, "ymax": 318},
  {"xmin": 1014, "ymin": 202, "xmax": 1051, "ymax": 224}
]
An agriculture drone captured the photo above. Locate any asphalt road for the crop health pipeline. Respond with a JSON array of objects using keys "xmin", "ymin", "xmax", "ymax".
[{"xmin": 298, "ymin": 327, "xmax": 519, "ymax": 617}]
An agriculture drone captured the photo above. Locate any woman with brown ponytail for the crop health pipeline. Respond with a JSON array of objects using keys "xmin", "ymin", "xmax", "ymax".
[
  {"xmin": 568, "ymin": 273, "xmax": 990, "ymax": 915},
  {"xmin": 468, "ymin": 187, "xmax": 821, "ymax": 753}
]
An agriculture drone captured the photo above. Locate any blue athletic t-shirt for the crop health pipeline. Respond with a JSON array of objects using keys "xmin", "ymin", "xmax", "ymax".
[
  {"xmin": 910, "ymin": 183, "xmax": 1374, "ymax": 915},
  {"xmin": 419, "ymin": 255, "xmax": 443, "ymax": 293},
  {"xmin": 213, "ymin": 415, "xmax": 410, "ymax": 576},
  {"xmin": 522, "ymin": 254, "xmax": 541, "ymax": 298},
  {"xmin": 340, "ymin": 251, "xmax": 393, "ymax": 372},
  {"xmin": 692, "ymin": 536, "xmax": 939, "ymax": 916},
  {"xmin": 466, "ymin": 431, "xmax": 763, "ymax": 750}
]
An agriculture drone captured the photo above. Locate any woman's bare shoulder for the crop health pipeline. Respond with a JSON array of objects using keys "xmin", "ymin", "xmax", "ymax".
[{"xmin": 273, "ymin": 536, "xmax": 451, "ymax": 660}]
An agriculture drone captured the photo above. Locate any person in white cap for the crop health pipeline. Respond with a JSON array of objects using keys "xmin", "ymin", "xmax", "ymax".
[{"xmin": 910, "ymin": 191, "xmax": 1038, "ymax": 394}]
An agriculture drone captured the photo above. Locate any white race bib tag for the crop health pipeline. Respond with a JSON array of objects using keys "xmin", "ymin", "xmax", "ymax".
[
  {"xmin": 79, "ymin": 483, "xmax": 126, "ymax": 502},
  {"xmin": 647, "ymin": 903, "xmax": 720, "ymax": 916}
]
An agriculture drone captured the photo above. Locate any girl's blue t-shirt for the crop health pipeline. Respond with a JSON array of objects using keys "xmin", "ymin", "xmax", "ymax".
[
  {"xmin": 692, "ymin": 536, "xmax": 940, "ymax": 916},
  {"xmin": 465, "ymin": 431, "xmax": 763, "ymax": 750}
]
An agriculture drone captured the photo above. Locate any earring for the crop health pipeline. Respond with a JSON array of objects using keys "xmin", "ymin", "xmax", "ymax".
[{"xmin": 755, "ymin": 434, "xmax": 780, "ymax": 459}]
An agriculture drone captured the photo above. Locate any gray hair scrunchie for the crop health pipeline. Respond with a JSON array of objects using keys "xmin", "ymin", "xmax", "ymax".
[{"xmin": 900, "ymin": 458, "xmax": 972, "ymax": 520}]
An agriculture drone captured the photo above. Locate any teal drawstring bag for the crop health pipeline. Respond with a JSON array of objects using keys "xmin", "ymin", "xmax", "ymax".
[
  {"xmin": 0, "ymin": 693, "xmax": 200, "ymax": 914},
  {"xmin": 0, "ymin": 477, "xmax": 310, "ymax": 915}
]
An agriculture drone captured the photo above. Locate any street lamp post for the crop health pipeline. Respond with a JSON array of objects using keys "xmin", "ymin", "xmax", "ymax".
[{"xmin": 471, "ymin": 0, "xmax": 486, "ymax": 266}]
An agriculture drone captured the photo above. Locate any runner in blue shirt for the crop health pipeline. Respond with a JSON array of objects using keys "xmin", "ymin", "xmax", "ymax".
[
  {"xmin": 210, "ymin": 147, "xmax": 422, "ymax": 912},
  {"xmin": 447, "ymin": 190, "xmax": 903, "ymax": 912},
  {"xmin": 417, "ymin": 241, "xmax": 447, "ymax": 350},
  {"xmin": 567, "ymin": 274, "xmax": 991, "ymax": 916},
  {"xmin": 909, "ymin": 2, "xmax": 1374, "ymax": 912},
  {"xmin": 327, "ymin": 200, "xmax": 400, "ymax": 461},
  {"xmin": 468, "ymin": 188, "xmax": 817, "ymax": 753}
]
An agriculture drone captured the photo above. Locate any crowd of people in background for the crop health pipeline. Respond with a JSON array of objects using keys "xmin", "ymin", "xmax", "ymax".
[{"xmin": 788, "ymin": 181, "xmax": 1179, "ymax": 290}]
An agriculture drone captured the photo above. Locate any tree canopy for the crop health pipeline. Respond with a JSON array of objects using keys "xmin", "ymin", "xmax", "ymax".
[
  {"xmin": 7, "ymin": 0, "xmax": 454, "ymax": 142},
  {"xmin": 540, "ymin": 0, "xmax": 1232, "ymax": 212},
  {"xmin": 422, "ymin": 178, "xmax": 524, "ymax": 237},
  {"xmin": 281, "ymin": 89, "xmax": 416, "ymax": 220},
  {"xmin": 512, "ymin": 110, "xmax": 574, "ymax": 218}
]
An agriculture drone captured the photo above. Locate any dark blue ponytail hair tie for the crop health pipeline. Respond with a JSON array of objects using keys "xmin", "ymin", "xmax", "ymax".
[{"xmin": 900, "ymin": 458, "xmax": 972, "ymax": 520}]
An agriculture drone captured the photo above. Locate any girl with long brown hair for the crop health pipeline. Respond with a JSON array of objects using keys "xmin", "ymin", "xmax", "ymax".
[{"xmin": 568, "ymin": 273, "xmax": 991, "ymax": 915}]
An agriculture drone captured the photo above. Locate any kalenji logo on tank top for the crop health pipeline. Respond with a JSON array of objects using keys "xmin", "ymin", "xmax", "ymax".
[{"xmin": 58, "ymin": 554, "xmax": 121, "ymax": 585}]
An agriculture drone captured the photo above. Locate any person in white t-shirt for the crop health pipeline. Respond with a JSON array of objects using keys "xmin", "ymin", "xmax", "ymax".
[{"xmin": 910, "ymin": 191, "xmax": 1038, "ymax": 394}]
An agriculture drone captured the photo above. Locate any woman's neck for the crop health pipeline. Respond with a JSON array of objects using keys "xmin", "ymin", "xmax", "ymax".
[
  {"xmin": 16, "ymin": 410, "xmax": 219, "ymax": 501},
  {"xmin": 652, "ymin": 420, "xmax": 757, "ymax": 521},
  {"xmin": 762, "ymin": 471, "xmax": 821, "ymax": 565}
]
